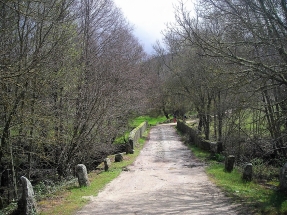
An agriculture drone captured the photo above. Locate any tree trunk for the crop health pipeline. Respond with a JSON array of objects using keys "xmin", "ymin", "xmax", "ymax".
[{"xmin": 9, "ymin": 141, "xmax": 18, "ymax": 200}]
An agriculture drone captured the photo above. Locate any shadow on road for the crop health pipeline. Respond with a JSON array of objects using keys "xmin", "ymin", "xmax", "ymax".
[{"xmin": 77, "ymin": 123, "xmax": 251, "ymax": 215}]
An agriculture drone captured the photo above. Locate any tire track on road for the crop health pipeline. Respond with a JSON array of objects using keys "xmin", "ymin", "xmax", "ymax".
[{"xmin": 77, "ymin": 123, "xmax": 245, "ymax": 215}]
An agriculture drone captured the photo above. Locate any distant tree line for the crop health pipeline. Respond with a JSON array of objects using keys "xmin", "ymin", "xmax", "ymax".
[
  {"xmin": 0, "ymin": 0, "xmax": 151, "ymax": 203},
  {"xmin": 153, "ymin": 0, "xmax": 287, "ymax": 162}
]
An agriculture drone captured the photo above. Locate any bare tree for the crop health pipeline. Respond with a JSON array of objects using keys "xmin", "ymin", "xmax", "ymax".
[
  {"xmin": 154, "ymin": 0, "xmax": 287, "ymax": 158},
  {"xmin": 0, "ymin": 0, "xmax": 148, "ymax": 206}
]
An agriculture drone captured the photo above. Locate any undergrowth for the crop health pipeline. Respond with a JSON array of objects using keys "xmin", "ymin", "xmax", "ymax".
[
  {"xmin": 130, "ymin": 115, "xmax": 167, "ymax": 127},
  {"xmin": 114, "ymin": 115, "xmax": 167, "ymax": 144},
  {"xmin": 36, "ymin": 115, "xmax": 165, "ymax": 215},
  {"xmin": 189, "ymin": 144, "xmax": 287, "ymax": 214},
  {"xmin": 38, "ymin": 132, "xmax": 147, "ymax": 215}
]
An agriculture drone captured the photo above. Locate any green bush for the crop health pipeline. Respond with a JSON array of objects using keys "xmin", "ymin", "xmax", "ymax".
[
  {"xmin": 215, "ymin": 153, "xmax": 225, "ymax": 162},
  {"xmin": 249, "ymin": 158, "xmax": 279, "ymax": 181}
]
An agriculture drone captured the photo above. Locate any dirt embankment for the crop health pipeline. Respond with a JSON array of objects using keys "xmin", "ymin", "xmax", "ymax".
[{"xmin": 77, "ymin": 123, "xmax": 246, "ymax": 215}]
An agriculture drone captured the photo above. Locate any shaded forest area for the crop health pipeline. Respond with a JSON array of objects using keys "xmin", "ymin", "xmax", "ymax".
[
  {"xmin": 152, "ymin": 0, "xmax": 287, "ymax": 171},
  {"xmin": 0, "ymin": 0, "xmax": 156, "ymax": 208}
]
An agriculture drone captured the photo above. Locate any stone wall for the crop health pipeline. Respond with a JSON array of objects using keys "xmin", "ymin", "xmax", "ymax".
[
  {"xmin": 128, "ymin": 121, "xmax": 148, "ymax": 152},
  {"xmin": 177, "ymin": 120, "xmax": 220, "ymax": 153}
]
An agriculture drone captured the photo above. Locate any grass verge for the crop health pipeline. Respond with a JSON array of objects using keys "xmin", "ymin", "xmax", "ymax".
[
  {"xmin": 130, "ymin": 115, "xmax": 167, "ymax": 127},
  {"xmin": 189, "ymin": 144, "xmax": 287, "ymax": 215},
  {"xmin": 114, "ymin": 115, "xmax": 167, "ymax": 144},
  {"xmin": 38, "ymin": 115, "xmax": 166, "ymax": 215},
  {"xmin": 38, "ymin": 132, "xmax": 147, "ymax": 215}
]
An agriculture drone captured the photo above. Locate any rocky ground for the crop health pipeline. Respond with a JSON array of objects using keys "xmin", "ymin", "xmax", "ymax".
[{"xmin": 76, "ymin": 123, "xmax": 248, "ymax": 215}]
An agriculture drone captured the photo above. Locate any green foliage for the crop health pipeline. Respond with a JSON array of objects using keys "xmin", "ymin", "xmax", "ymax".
[
  {"xmin": 207, "ymin": 163, "xmax": 287, "ymax": 214},
  {"xmin": 187, "ymin": 145, "xmax": 210, "ymax": 161},
  {"xmin": 0, "ymin": 202, "xmax": 17, "ymax": 215},
  {"xmin": 189, "ymin": 144, "xmax": 287, "ymax": 214},
  {"xmin": 248, "ymin": 158, "xmax": 280, "ymax": 181},
  {"xmin": 34, "ymin": 178, "xmax": 78, "ymax": 200},
  {"xmin": 114, "ymin": 132, "xmax": 130, "ymax": 144},
  {"xmin": 39, "ymin": 170, "xmax": 122, "ymax": 215},
  {"xmin": 38, "ymin": 130, "xmax": 149, "ymax": 215},
  {"xmin": 214, "ymin": 153, "xmax": 225, "ymax": 162},
  {"xmin": 129, "ymin": 115, "xmax": 166, "ymax": 127},
  {"xmin": 114, "ymin": 115, "xmax": 166, "ymax": 144}
]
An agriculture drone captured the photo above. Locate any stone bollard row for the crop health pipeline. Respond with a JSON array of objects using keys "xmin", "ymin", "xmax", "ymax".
[
  {"xmin": 15, "ymin": 164, "xmax": 92, "ymax": 215},
  {"xmin": 15, "ymin": 156, "xmax": 126, "ymax": 215}
]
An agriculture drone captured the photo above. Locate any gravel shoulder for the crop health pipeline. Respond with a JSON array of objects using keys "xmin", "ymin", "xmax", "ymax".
[{"xmin": 76, "ymin": 123, "xmax": 244, "ymax": 215}]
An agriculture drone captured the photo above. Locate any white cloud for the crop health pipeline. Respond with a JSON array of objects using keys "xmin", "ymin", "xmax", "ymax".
[{"xmin": 114, "ymin": 0, "xmax": 195, "ymax": 54}]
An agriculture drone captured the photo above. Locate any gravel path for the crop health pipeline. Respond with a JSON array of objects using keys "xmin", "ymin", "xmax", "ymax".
[{"xmin": 76, "ymin": 123, "xmax": 244, "ymax": 215}]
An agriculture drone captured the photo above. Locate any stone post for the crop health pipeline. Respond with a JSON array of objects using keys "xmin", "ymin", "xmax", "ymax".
[
  {"xmin": 115, "ymin": 153, "xmax": 123, "ymax": 162},
  {"xmin": 224, "ymin": 155, "xmax": 235, "ymax": 172},
  {"xmin": 104, "ymin": 158, "xmax": 111, "ymax": 172},
  {"xmin": 279, "ymin": 162, "xmax": 287, "ymax": 191},
  {"xmin": 129, "ymin": 137, "xmax": 134, "ymax": 154},
  {"xmin": 0, "ymin": 197, "xmax": 3, "ymax": 210},
  {"xmin": 17, "ymin": 176, "xmax": 37, "ymax": 215},
  {"xmin": 217, "ymin": 142, "xmax": 224, "ymax": 154},
  {"xmin": 76, "ymin": 164, "xmax": 90, "ymax": 187},
  {"xmin": 242, "ymin": 163, "xmax": 253, "ymax": 181},
  {"xmin": 210, "ymin": 142, "xmax": 217, "ymax": 153},
  {"xmin": 126, "ymin": 140, "xmax": 133, "ymax": 154}
]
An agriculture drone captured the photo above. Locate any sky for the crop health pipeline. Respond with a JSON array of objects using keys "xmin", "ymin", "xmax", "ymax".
[{"xmin": 113, "ymin": 0, "xmax": 195, "ymax": 55}]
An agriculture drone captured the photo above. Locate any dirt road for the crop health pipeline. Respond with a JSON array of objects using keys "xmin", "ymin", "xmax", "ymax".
[{"xmin": 76, "ymin": 123, "xmax": 244, "ymax": 215}]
